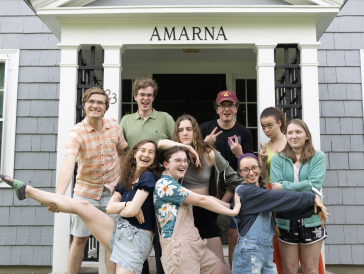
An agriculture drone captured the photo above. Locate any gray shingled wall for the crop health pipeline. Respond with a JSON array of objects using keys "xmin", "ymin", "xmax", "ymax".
[
  {"xmin": 0, "ymin": 0, "xmax": 59, "ymax": 266},
  {"xmin": 318, "ymin": 0, "xmax": 364, "ymax": 265}
]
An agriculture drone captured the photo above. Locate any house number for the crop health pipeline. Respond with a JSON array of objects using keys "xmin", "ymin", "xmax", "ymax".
[{"xmin": 106, "ymin": 89, "xmax": 117, "ymax": 104}]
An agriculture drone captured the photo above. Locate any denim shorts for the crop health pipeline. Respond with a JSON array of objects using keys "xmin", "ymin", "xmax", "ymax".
[
  {"xmin": 110, "ymin": 218, "xmax": 154, "ymax": 274},
  {"xmin": 70, "ymin": 187, "xmax": 118, "ymax": 237}
]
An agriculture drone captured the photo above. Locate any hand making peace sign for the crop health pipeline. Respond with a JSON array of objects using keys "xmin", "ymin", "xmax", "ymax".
[
  {"xmin": 258, "ymin": 142, "xmax": 268, "ymax": 163},
  {"xmin": 228, "ymin": 135, "xmax": 243, "ymax": 157},
  {"xmin": 204, "ymin": 127, "xmax": 223, "ymax": 145}
]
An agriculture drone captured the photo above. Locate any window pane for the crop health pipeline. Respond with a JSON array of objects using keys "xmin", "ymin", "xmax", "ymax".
[
  {"xmin": 247, "ymin": 104, "xmax": 257, "ymax": 127},
  {"xmin": 247, "ymin": 79, "xmax": 257, "ymax": 102},
  {"xmin": 0, "ymin": 63, "xmax": 4, "ymax": 89},
  {"xmin": 0, "ymin": 89, "xmax": 3, "ymax": 119},
  {"xmin": 236, "ymin": 79, "xmax": 246, "ymax": 102}
]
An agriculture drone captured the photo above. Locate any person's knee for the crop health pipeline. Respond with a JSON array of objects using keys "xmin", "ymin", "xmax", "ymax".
[
  {"xmin": 227, "ymin": 229, "xmax": 238, "ymax": 246},
  {"xmin": 72, "ymin": 236, "xmax": 89, "ymax": 247},
  {"xmin": 301, "ymin": 262, "xmax": 317, "ymax": 274}
]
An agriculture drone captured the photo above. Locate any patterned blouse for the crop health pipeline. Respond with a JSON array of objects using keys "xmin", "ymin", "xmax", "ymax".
[{"xmin": 153, "ymin": 174, "xmax": 191, "ymax": 238}]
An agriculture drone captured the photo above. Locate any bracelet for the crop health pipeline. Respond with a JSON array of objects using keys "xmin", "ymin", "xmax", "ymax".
[{"xmin": 125, "ymin": 201, "xmax": 127, "ymax": 207}]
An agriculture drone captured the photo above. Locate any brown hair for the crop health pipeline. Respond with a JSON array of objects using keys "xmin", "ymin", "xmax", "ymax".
[
  {"xmin": 260, "ymin": 107, "xmax": 286, "ymax": 132},
  {"xmin": 133, "ymin": 78, "xmax": 158, "ymax": 97},
  {"xmin": 173, "ymin": 114, "xmax": 212, "ymax": 173},
  {"xmin": 213, "ymin": 100, "xmax": 240, "ymax": 110},
  {"xmin": 240, "ymin": 156, "xmax": 280, "ymax": 239},
  {"xmin": 162, "ymin": 146, "xmax": 190, "ymax": 163},
  {"xmin": 81, "ymin": 87, "xmax": 110, "ymax": 111},
  {"xmin": 118, "ymin": 139, "xmax": 162, "ymax": 189},
  {"xmin": 281, "ymin": 119, "xmax": 316, "ymax": 163}
]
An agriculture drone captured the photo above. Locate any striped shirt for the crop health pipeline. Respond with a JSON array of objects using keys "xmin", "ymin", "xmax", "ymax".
[{"xmin": 65, "ymin": 118, "xmax": 128, "ymax": 200}]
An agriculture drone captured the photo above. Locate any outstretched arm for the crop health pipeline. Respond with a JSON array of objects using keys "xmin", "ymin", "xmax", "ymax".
[
  {"xmin": 158, "ymin": 139, "xmax": 200, "ymax": 167},
  {"xmin": 183, "ymin": 192, "xmax": 240, "ymax": 216}
]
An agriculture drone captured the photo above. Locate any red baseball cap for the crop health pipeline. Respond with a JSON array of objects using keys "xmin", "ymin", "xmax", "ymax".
[{"xmin": 216, "ymin": 90, "xmax": 238, "ymax": 104}]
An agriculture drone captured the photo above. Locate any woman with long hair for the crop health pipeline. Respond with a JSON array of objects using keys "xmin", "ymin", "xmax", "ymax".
[
  {"xmin": 271, "ymin": 119, "xmax": 327, "ymax": 274},
  {"xmin": 232, "ymin": 153, "xmax": 329, "ymax": 274},
  {"xmin": 1, "ymin": 139, "xmax": 161, "ymax": 274},
  {"xmin": 158, "ymin": 114, "xmax": 242, "ymax": 264},
  {"xmin": 154, "ymin": 146, "xmax": 241, "ymax": 274}
]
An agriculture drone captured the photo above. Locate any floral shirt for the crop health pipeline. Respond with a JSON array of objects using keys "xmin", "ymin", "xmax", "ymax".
[{"xmin": 153, "ymin": 174, "xmax": 191, "ymax": 238}]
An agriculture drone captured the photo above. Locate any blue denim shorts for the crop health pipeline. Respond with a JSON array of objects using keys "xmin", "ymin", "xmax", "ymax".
[{"xmin": 110, "ymin": 218, "xmax": 154, "ymax": 274}]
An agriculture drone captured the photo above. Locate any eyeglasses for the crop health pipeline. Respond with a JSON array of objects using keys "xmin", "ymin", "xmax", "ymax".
[
  {"xmin": 87, "ymin": 100, "xmax": 106, "ymax": 106},
  {"xmin": 169, "ymin": 158, "xmax": 190, "ymax": 165},
  {"xmin": 217, "ymin": 104, "xmax": 236, "ymax": 110},
  {"xmin": 137, "ymin": 93, "xmax": 154, "ymax": 99},
  {"xmin": 239, "ymin": 165, "xmax": 261, "ymax": 175}
]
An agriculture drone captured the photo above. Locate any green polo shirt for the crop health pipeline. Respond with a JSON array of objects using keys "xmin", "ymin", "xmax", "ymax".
[{"xmin": 120, "ymin": 108, "xmax": 175, "ymax": 152}]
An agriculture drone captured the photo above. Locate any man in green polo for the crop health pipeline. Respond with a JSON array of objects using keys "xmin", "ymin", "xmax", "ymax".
[
  {"xmin": 120, "ymin": 77, "xmax": 175, "ymax": 152},
  {"xmin": 119, "ymin": 77, "xmax": 174, "ymax": 274}
]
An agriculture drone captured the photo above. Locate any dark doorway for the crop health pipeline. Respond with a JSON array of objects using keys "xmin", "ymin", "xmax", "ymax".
[{"xmin": 152, "ymin": 74, "xmax": 226, "ymax": 124}]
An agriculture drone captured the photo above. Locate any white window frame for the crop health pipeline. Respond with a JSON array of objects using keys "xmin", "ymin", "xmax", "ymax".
[{"xmin": 0, "ymin": 49, "xmax": 19, "ymax": 188}]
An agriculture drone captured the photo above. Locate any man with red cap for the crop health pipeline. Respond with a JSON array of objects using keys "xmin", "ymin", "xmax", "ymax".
[{"xmin": 200, "ymin": 90, "xmax": 253, "ymax": 268}]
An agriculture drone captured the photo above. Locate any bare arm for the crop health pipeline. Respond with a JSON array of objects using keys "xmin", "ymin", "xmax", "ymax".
[
  {"xmin": 183, "ymin": 192, "xmax": 240, "ymax": 216},
  {"xmin": 158, "ymin": 139, "xmax": 201, "ymax": 167},
  {"xmin": 119, "ymin": 190, "xmax": 149, "ymax": 218},
  {"xmin": 209, "ymin": 195, "xmax": 230, "ymax": 208},
  {"xmin": 221, "ymin": 190, "xmax": 234, "ymax": 203},
  {"xmin": 106, "ymin": 192, "xmax": 124, "ymax": 214},
  {"xmin": 55, "ymin": 155, "xmax": 77, "ymax": 195}
]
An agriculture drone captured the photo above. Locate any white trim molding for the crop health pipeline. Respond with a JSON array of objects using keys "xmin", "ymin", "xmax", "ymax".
[
  {"xmin": 0, "ymin": 49, "xmax": 19, "ymax": 188},
  {"xmin": 360, "ymin": 49, "xmax": 364, "ymax": 127},
  {"xmin": 298, "ymin": 43, "xmax": 321, "ymax": 150}
]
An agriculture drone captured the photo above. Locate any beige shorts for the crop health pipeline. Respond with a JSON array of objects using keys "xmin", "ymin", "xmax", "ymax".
[{"xmin": 161, "ymin": 238, "xmax": 221, "ymax": 274}]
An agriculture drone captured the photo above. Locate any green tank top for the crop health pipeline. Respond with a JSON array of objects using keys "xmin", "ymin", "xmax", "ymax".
[{"xmin": 266, "ymin": 144, "xmax": 276, "ymax": 184}]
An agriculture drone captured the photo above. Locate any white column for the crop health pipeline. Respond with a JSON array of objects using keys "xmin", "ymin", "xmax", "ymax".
[
  {"xmin": 298, "ymin": 43, "xmax": 321, "ymax": 150},
  {"xmin": 102, "ymin": 45, "xmax": 124, "ymax": 123},
  {"xmin": 52, "ymin": 44, "xmax": 80, "ymax": 274},
  {"xmin": 254, "ymin": 45, "xmax": 277, "ymax": 145}
]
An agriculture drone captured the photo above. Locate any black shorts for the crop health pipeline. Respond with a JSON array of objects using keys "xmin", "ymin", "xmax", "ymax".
[
  {"xmin": 229, "ymin": 217, "xmax": 237, "ymax": 229},
  {"xmin": 193, "ymin": 206, "xmax": 220, "ymax": 239},
  {"xmin": 278, "ymin": 220, "xmax": 327, "ymax": 245}
]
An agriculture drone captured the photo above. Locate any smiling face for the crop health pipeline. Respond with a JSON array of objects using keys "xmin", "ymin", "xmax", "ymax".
[
  {"xmin": 134, "ymin": 142, "xmax": 156, "ymax": 170},
  {"xmin": 134, "ymin": 86, "xmax": 155, "ymax": 113},
  {"xmin": 238, "ymin": 157, "xmax": 260, "ymax": 187},
  {"xmin": 178, "ymin": 119, "xmax": 194, "ymax": 146},
  {"xmin": 163, "ymin": 151, "xmax": 189, "ymax": 181},
  {"xmin": 84, "ymin": 94, "xmax": 107, "ymax": 119},
  {"xmin": 216, "ymin": 100, "xmax": 238, "ymax": 123},
  {"xmin": 286, "ymin": 123, "xmax": 308, "ymax": 151},
  {"xmin": 260, "ymin": 116, "xmax": 282, "ymax": 139}
]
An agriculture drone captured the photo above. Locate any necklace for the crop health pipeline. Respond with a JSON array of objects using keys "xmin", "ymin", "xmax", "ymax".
[{"xmin": 272, "ymin": 135, "xmax": 284, "ymax": 153}]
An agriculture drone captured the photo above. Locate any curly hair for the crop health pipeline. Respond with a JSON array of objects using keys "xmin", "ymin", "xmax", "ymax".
[
  {"xmin": 118, "ymin": 139, "xmax": 162, "ymax": 190},
  {"xmin": 240, "ymin": 156, "xmax": 280, "ymax": 239},
  {"xmin": 132, "ymin": 78, "xmax": 158, "ymax": 97},
  {"xmin": 173, "ymin": 114, "xmax": 212, "ymax": 173}
]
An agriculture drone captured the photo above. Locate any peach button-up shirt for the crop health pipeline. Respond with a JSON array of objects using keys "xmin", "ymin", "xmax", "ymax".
[{"xmin": 65, "ymin": 118, "xmax": 128, "ymax": 200}]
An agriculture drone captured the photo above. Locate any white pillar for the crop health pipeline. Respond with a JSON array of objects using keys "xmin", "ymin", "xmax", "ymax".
[
  {"xmin": 254, "ymin": 45, "xmax": 277, "ymax": 145},
  {"xmin": 52, "ymin": 44, "xmax": 80, "ymax": 274},
  {"xmin": 102, "ymin": 45, "xmax": 124, "ymax": 123},
  {"xmin": 298, "ymin": 43, "xmax": 321, "ymax": 150}
]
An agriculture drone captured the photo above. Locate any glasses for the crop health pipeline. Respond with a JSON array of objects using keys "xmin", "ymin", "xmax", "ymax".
[
  {"xmin": 169, "ymin": 158, "xmax": 190, "ymax": 165},
  {"xmin": 217, "ymin": 104, "xmax": 236, "ymax": 110},
  {"xmin": 239, "ymin": 165, "xmax": 261, "ymax": 175},
  {"xmin": 137, "ymin": 93, "xmax": 153, "ymax": 99},
  {"xmin": 87, "ymin": 100, "xmax": 106, "ymax": 106}
]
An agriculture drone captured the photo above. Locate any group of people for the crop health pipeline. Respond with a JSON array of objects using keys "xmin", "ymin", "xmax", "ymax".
[{"xmin": 1, "ymin": 77, "xmax": 330, "ymax": 274}]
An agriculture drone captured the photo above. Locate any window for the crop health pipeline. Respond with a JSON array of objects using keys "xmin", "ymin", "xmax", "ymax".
[{"xmin": 0, "ymin": 50, "xmax": 19, "ymax": 187}]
